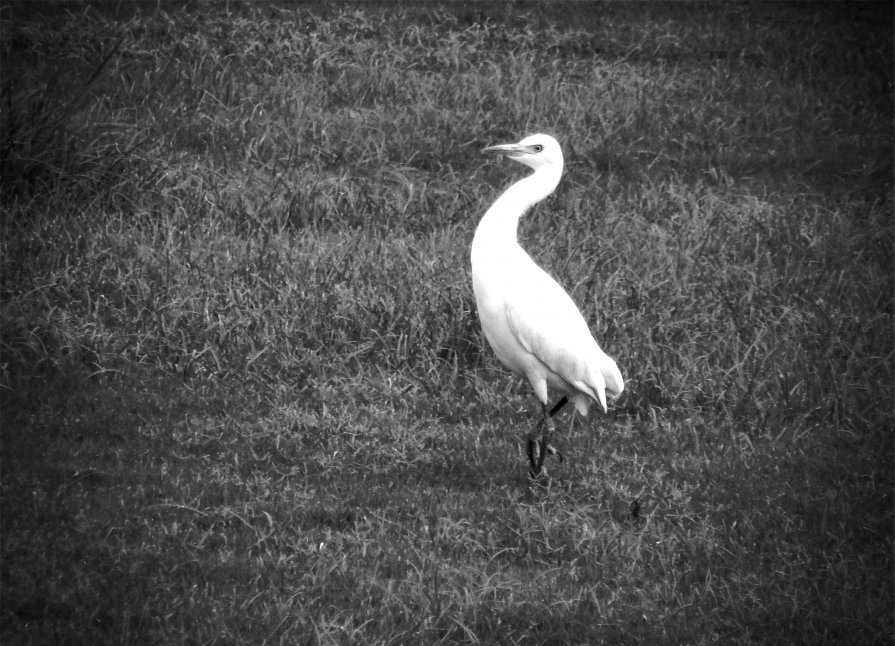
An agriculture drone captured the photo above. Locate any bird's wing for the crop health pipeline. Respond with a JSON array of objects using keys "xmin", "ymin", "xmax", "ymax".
[{"xmin": 504, "ymin": 262, "xmax": 611, "ymax": 412}]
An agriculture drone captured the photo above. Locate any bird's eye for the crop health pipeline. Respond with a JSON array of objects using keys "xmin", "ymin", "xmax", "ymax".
[{"xmin": 533, "ymin": 144, "xmax": 543, "ymax": 152}]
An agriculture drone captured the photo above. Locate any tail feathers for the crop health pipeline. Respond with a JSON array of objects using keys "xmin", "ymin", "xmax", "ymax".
[
  {"xmin": 571, "ymin": 354, "xmax": 624, "ymax": 416},
  {"xmin": 603, "ymin": 357, "xmax": 624, "ymax": 399},
  {"xmin": 570, "ymin": 376, "xmax": 607, "ymax": 416}
]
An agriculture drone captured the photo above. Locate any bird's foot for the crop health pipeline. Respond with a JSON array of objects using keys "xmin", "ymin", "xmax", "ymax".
[
  {"xmin": 546, "ymin": 443, "xmax": 563, "ymax": 464},
  {"xmin": 526, "ymin": 434, "xmax": 539, "ymax": 472},
  {"xmin": 527, "ymin": 437, "xmax": 562, "ymax": 477}
]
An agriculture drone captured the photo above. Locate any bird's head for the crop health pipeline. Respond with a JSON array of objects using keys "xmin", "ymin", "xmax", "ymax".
[{"xmin": 482, "ymin": 133, "xmax": 563, "ymax": 171}]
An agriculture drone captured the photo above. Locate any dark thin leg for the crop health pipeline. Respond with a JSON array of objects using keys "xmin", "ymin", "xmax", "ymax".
[
  {"xmin": 548, "ymin": 396, "xmax": 568, "ymax": 417},
  {"xmin": 528, "ymin": 404, "xmax": 558, "ymax": 478},
  {"xmin": 547, "ymin": 397, "xmax": 566, "ymax": 464},
  {"xmin": 526, "ymin": 424, "xmax": 540, "ymax": 475},
  {"xmin": 527, "ymin": 398, "xmax": 570, "ymax": 477},
  {"xmin": 534, "ymin": 408, "xmax": 555, "ymax": 475}
]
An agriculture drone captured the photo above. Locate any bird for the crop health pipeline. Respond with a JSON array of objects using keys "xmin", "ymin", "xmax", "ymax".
[{"xmin": 470, "ymin": 133, "xmax": 624, "ymax": 478}]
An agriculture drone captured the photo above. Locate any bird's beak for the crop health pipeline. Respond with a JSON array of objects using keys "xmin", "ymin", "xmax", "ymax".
[{"xmin": 482, "ymin": 143, "xmax": 528, "ymax": 157}]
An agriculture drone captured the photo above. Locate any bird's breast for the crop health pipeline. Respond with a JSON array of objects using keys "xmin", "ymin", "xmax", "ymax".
[{"xmin": 471, "ymin": 245, "xmax": 535, "ymax": 376}]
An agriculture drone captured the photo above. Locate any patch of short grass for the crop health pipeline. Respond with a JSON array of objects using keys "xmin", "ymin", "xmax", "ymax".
[{"xmin": 2, "ymin": 2, "xmax": 892, "ymax": 644}]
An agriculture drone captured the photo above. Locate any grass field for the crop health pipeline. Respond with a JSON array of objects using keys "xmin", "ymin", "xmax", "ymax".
[{"xmin": 1, "ymin": 1, "xmax": 892, "ymax": 643}]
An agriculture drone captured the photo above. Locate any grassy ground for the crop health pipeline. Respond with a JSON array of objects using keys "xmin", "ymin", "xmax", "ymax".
[{"xmin": 1, "ymin": 1, "xmax": 892, "ymax": 643}]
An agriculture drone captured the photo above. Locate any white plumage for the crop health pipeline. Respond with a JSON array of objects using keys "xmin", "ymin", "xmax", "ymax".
[{"xmin": 471, "ymin": 133, "xmax": 623, "ymax": 476}]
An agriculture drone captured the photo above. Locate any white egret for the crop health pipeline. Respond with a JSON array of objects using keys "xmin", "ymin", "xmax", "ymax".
[{"xmin": 471, "ymin": 133, "xmax": 624, "ymax": 477}]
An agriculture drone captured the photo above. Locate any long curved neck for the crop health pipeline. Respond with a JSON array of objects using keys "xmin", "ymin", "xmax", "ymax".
[{"xmin": 474, "ymin": 165, "xmax": 563, "ymax": 249}]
